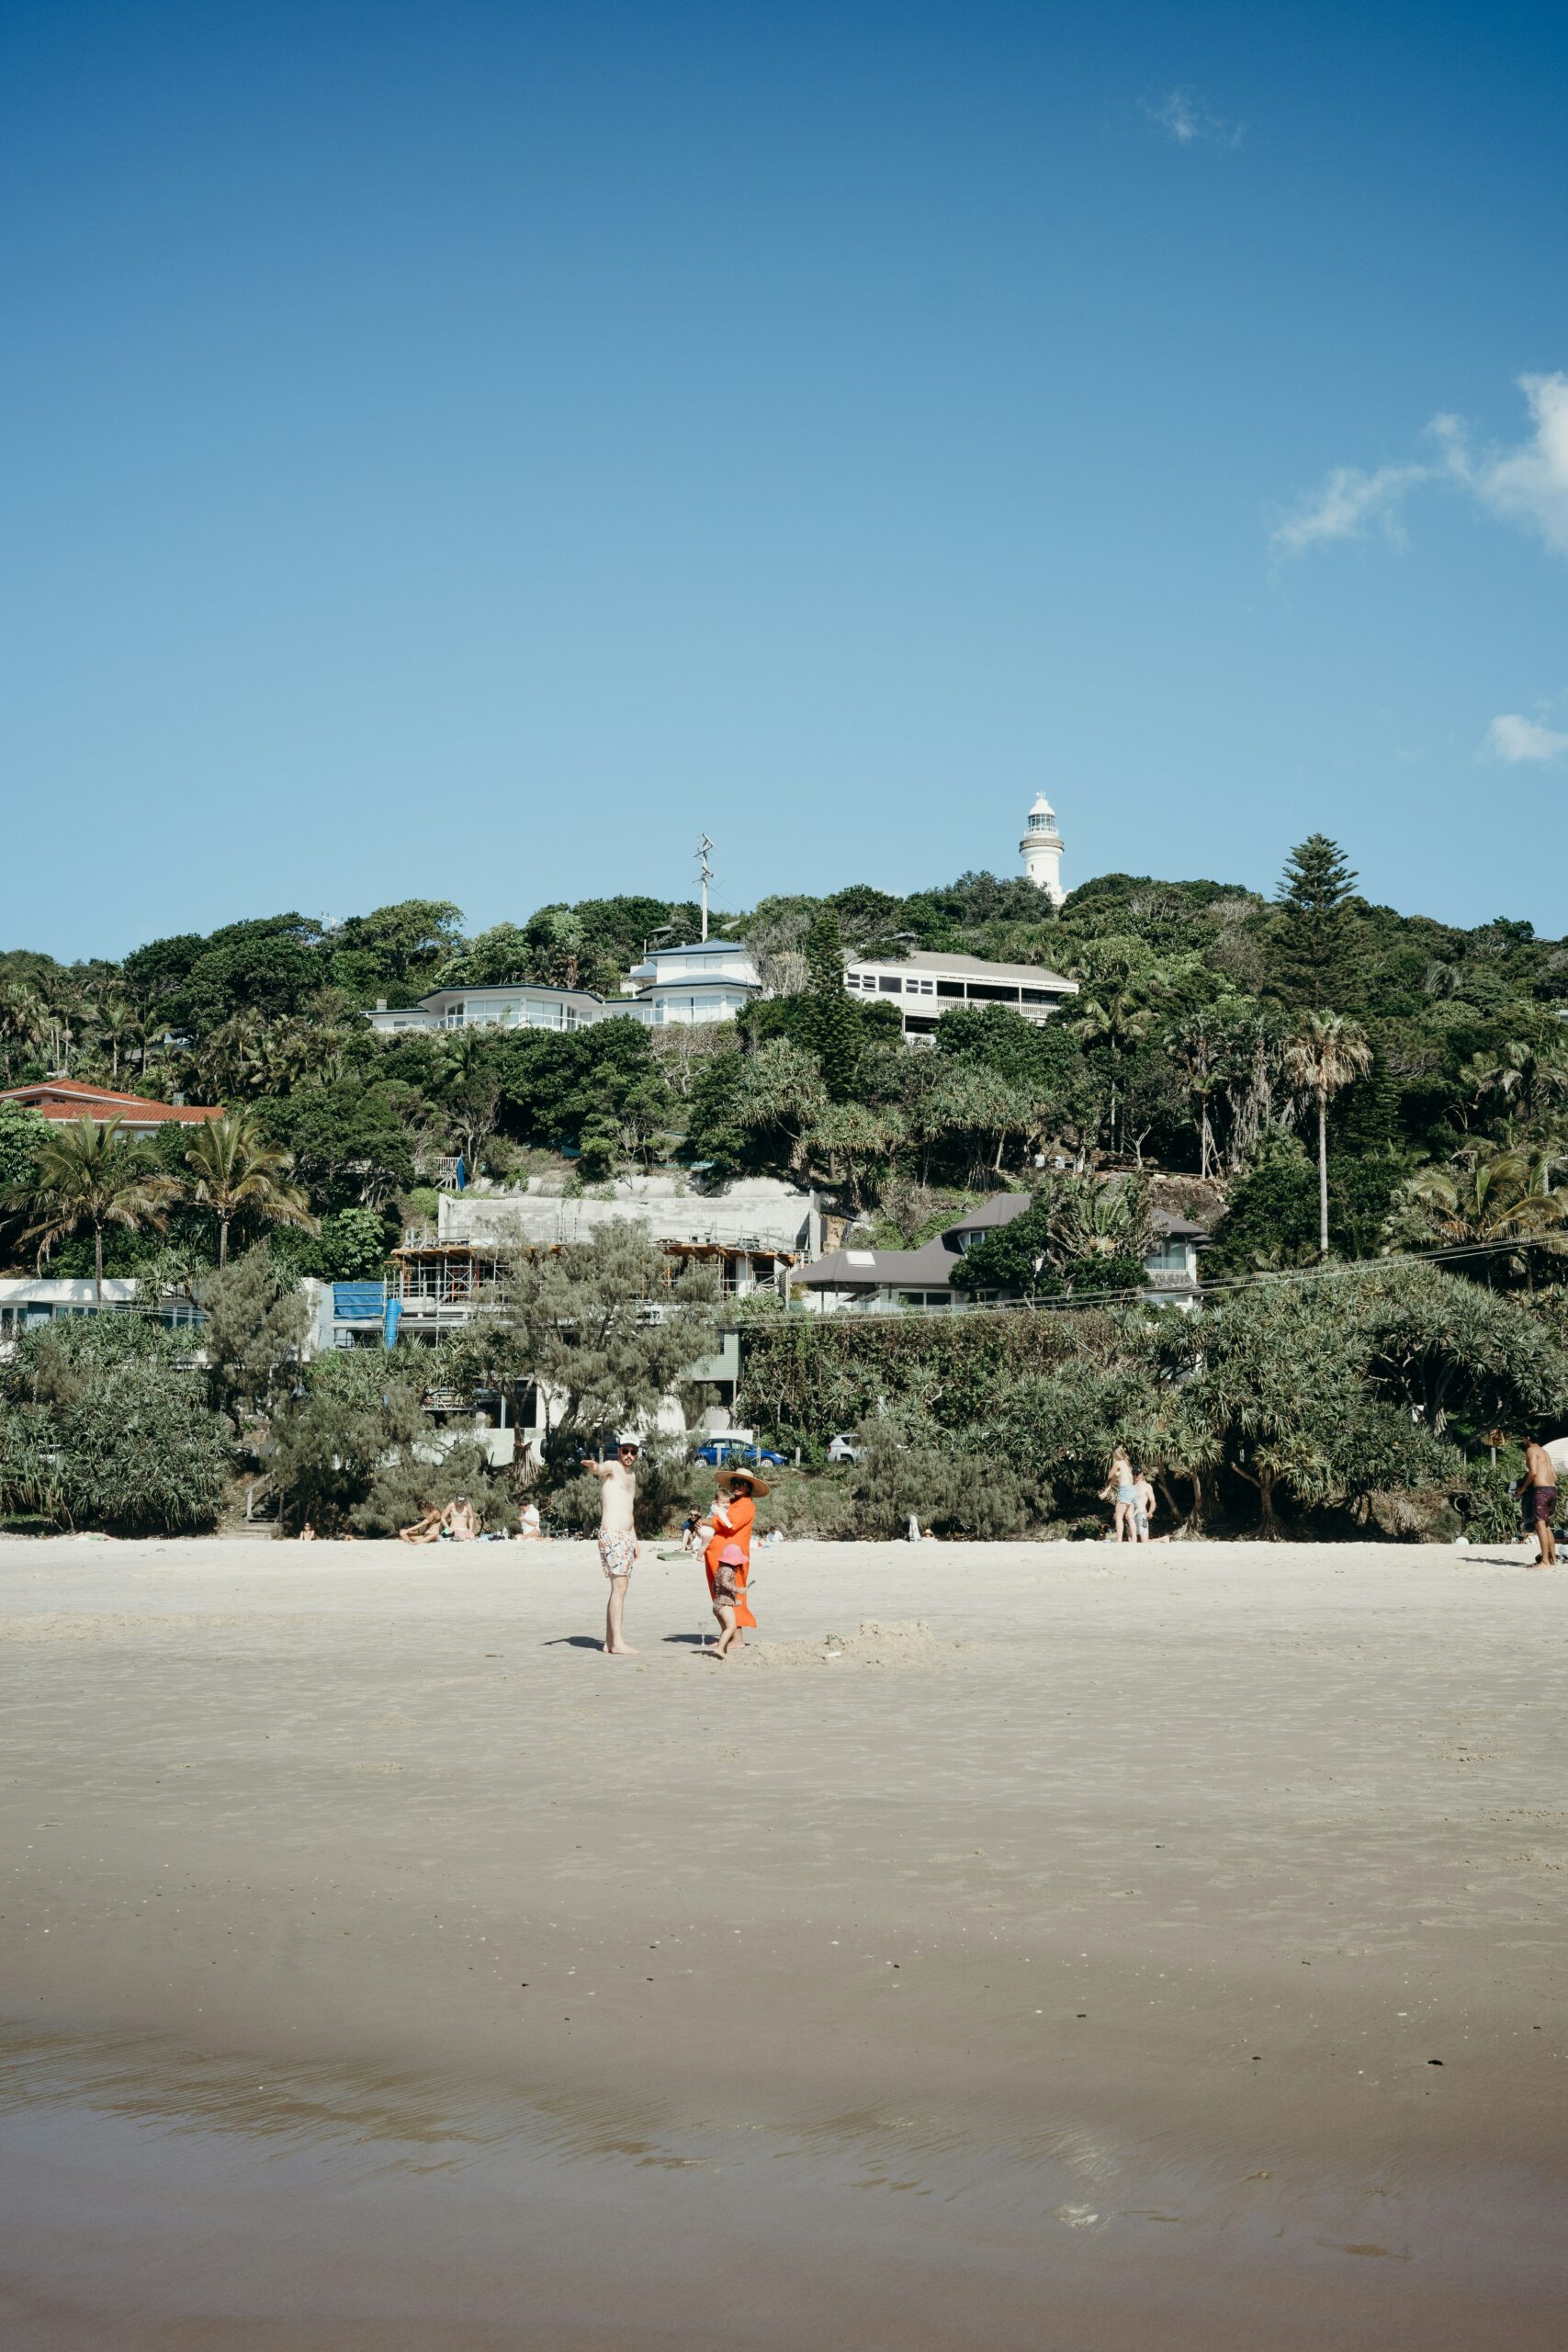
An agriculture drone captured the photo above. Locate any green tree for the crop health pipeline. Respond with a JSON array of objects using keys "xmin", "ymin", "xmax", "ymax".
[
  {"xmin": 178, "ymin": 916, "xmax": 328, "ymax": 1035},
  {"xmin": 1383, "ymin": 1143, "xmax": 1568, "ymax": 1274},
  {"xmin": 258, "ymin": 1078, "xmax": 423, "ymax": 1210},
  {"xmin": 799, "ymin": 908, "xmax": 861, "ymax": 1099},
  {"xmin": 270, "ymin": 1350, "xmax": 434, "ymax": 1532},
  {"xmin": 1065, "ymin": 940, "xmax": 1170, "ymax": 1155},
  {"xmin": 198, "ymin": 1245, "xmax": 312, "ymax": 1421},
  {"xmin": 729, "ymin": 1038, "xmax": 829, "ymax": 1177},
  {"xmin": 1283, "ymin": 1011, "xmax": 1373, "ymax": 1260},
  {"xmin": 807, "ymin": 1102, "xmax": 906, "ymax": 1207},
  {"xmin": 185, "ymin": 1108, "xmax": 318, "ymax": 1267},
  {"xmin": 0, "ymin": 1315, "xmax": 230, "ymax": 1535},
  {"xmin": 1273, "ymin": 835, "xmax": 1359, "ymax": 1010},
  {"xmin": 0, "ymin": 1099, "xmax": 49, "ymax": 1193},
  {"xmin": 329, "ymin": 899, "xmax": 464, "ymax": 1003},
  {"xmin": 456, "ymin": 1220, "xmax": 718, "ymax": 1466},
  {"xmin": 1188, "ymin": 1277, "xmax": 1447, "ymax": 1537},
  {"xmin": 17, "ymin": 1117, "xmax": 180, "ymax": 1303}
]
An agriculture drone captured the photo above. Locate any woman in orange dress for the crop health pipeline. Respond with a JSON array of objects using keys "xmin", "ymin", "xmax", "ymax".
[{"xmin": 704, "ymin": 1466, "xmax": 766, "ymax": 1656}]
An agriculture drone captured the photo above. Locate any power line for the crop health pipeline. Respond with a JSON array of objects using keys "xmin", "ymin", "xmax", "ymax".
[{"xmin": 803, "ymin": 1230, "xmax": 1566, "ymax": 1321}]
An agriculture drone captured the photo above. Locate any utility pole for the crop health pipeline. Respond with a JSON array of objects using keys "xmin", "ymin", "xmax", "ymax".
[{"xmin": 696, "ymin": 834, "xmax": 714, "ymax": 942}]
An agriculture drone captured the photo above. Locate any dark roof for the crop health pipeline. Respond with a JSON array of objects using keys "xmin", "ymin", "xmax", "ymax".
[
  {"xmin": 948, "ymin": 1193, "xmax": 1035, "ymax": 1238},
  {"xmin": 796, "ymin": 1237, "xmax": 960, "ymax": 1290},
  {"xmin": 1150, "ymin": 1207, "xmax": 1210, "ymax": 1240}
]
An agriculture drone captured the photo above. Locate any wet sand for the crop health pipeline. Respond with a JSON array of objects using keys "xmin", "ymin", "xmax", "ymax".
[{"xmin": 2, "ymin": 1533, "xmax": 1565, "ymax": 2348}]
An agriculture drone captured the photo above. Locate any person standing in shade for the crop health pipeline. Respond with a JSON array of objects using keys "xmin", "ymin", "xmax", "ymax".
[
  {"xmin": 1517, "ymin": 1431, "xmax": 1558, "ymax": 1568},
  {"xmin": 581, "ymin": 1437, "xmax": 641, "ymax": 1653}
]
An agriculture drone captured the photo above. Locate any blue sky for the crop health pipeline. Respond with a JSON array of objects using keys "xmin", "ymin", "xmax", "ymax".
[{"xmin": 4, "ymin": 0, "xmax": 1566, "ymax": 957}]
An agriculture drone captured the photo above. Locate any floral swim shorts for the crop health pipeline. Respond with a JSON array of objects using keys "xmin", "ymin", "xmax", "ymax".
[{"xmin": 598, "ymin": 1532, "xmax": 640, "ymax": 1579}]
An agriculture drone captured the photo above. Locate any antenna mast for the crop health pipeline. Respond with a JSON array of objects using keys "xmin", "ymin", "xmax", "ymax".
[{"xmin": 696, "ymin": 833, "xmax": 715, "ymax": 942}]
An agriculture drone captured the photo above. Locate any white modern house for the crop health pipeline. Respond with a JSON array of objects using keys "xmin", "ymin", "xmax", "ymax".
[
  {"xmin": 620, "ymin": 937, "xmax": 762, "ymax": 1026},
  {"xmin": 843, "ymin": 950, "xmax": 1077, "ymax": 1040},
  {"xmin": 362, "ymin": 943, "xmax": 763, "ymax": 1037},
  {"xmin": 363, "ymin": 982, "xmax": 617, "ymax": 1035}
]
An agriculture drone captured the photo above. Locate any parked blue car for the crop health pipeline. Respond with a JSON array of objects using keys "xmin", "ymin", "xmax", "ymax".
[{"xmin": 690, "ymin": 1438, "xmax": 788, "ymax": 1468}]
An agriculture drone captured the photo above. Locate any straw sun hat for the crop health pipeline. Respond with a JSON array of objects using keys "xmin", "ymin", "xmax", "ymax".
[{"xmin": 719, "ymin": 1463, "xmax": 771, "ymax": 1499}]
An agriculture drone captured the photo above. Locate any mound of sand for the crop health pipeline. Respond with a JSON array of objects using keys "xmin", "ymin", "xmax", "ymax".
[{"xmin": 733, "ymin": 1618, "xmax": 963, "ymax": 1671}]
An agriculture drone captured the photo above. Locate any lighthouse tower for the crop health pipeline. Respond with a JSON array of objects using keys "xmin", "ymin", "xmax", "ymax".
[{"xmin": 1020, "ymin": 792, "xmax": 1065, "ymax": 905}]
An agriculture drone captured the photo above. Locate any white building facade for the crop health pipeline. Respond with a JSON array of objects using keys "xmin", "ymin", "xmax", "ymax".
[
  {"xmin": 364, "ymin": 983, "xmax": 614, "ymax": 1035},
  {"xmin": 621, "ymin": 938, "xmax": 761, "ymax": 1025},
  {"xmin": 1021, "ymin": 793, "xmax": 1066, "ymax": 902},
  {"xmin": 843, "ymin": 949, "xmax": 1077, "ymax": 1041}
]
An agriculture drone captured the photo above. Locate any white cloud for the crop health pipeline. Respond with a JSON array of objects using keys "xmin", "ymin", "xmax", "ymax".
[
  {"xmin": 1437, "ymin": 375, "xmax": 1568, "ymax": 557},
  {"xmin": 1269, "ymin": 460, "xmax": 1430, "ymax": 555},
  {"xmin": 1484, "ymin": 712, "xmax": 1568, "ymax": 763},
  {"xmin": 1272, "ymin": 372, "xmax": 1568, "ymax": 560},
  {"xmin": 1146, "ymin": 88, "xmax": 1241, "ymax": 147}
]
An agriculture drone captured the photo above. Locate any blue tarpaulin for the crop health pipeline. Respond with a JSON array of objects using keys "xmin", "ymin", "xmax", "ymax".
[
  {"xmin": 333, "ymin": 1282, "xmax": 386, "ymax": 1322},
  {"xmin": 383, "ymin": 1297, "xmax": 401, "ymax": 1350}
]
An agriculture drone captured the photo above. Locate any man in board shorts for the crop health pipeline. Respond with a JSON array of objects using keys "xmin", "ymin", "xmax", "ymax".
[
  {"xmin": 1517, "ymin": 1431, "xmax": 1558, "ymax": 1569},
  {"xmin": 581, "ymin": 1437, "xmax": 641, "ymax": 1653}
]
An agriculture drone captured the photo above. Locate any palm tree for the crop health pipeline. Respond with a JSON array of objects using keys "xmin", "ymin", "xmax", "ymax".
[
  {"xmin": 0, "ymin": 978, "xmax": 47, "ymax": 1081},
  {"xmin": 1072, "ymin": 964, "xmax": 1161, "ymax": 1157},
  {"xmin": 1386, "ymin": 1144, "xmax": 1568, "ymax": 1275},
  {"xmin": 185, "ymin": 1108, "xmax": 317, "ymax": 1267},
  {"xmin": 18, "ymin": 1116, "xmax": 179, "ymax": 1303},
  {"xmin": 1283, "ymin": 1012, "xmax": 1372, "ymax": 1261}
]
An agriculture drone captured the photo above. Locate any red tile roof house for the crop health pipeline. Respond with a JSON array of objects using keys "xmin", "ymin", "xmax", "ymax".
[{"xmin": 0, "ymin": 1080, "xmax": 223, "ymax": 1139}]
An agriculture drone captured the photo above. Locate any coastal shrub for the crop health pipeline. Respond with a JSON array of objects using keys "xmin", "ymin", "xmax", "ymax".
[
  {"xmin": 544, "ymin": 1469, "xmax": 603, "ymax": 1536},
  {"xmin": 198, "ymin": 1245, "xmax": 311, "ymax": 1419},
  {"xmin": 51, "ymin": 1364, "xmax": 231, "ymax": 1534},
  {"xmin": 269, "ymin": 1350, "xmax": 432, "ymax": 1532},
  {"xmin": 0, "ymin": 1314, "xmax": 230, "ymax": 1536},
  {"xmin": 751, "ymin": 1468, "xmax": 857, "ymax": 1540},
  {"xmin": 352, "ymin": 1437, "xmax": 516, "ymax": 1538}
]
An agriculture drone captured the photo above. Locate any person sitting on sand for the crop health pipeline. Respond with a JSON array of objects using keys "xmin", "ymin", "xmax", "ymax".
[
  {"xmin": 680, "ymin": 1508, "xmax": 703, "ymax": 1554},
  {"xmin": 400, "ymin": 1506, "xmax": 443, "ymax": 1546},
  {"xmin": 1101, "ymin": 1450, "xmax": 1135, "ymax": 1542},
  {"xmin": 518, "ymin": 1500, "xmax": 543, "ymax": 1542},
  {"xmin": 298, "ymin": 1521, "xmax": 317, "ymax": 1542},
  {"xmin": 1516, "ymin": 1432, "xmax": 1558, "ymax": 1568},
  {"xmin": 441, "ymin": 1496, "xmax": 479, "ymax": 1542}
]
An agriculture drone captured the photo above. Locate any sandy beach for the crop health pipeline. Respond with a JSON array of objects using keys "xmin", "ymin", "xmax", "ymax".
[{"xmin": 2, "ymin": 1532, "xmax": 1565, "ymax": 2348}]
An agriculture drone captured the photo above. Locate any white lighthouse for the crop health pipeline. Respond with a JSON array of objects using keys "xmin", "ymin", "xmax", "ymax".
[{"xmin": 1020, "ymin": 792, "xmax": 1065, "ymax": 905}]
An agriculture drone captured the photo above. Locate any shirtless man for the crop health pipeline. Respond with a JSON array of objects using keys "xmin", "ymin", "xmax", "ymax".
[
  {"xmin": 1517, "ymin": 1432, "xmax": 1558, "ymax": 1568},
  {"xmin": 581, "ymin": 1438, "xmax": 640, "ymax": 1653}
]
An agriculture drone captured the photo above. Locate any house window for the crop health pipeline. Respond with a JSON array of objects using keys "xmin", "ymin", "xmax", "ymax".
[
  {"xmin": 966, "ymin": 983, "xmax": 1021, "ymax": 1003},
  {"xmin": 936, "ymin": 979, "xmax": 965, "ymax": 999},
  {"xmin": 878, "ymin": 976, "xmax": 901, "ymax": 993},
  {"xmin": 909, "ymin": 976, "xmax": 935, "ymax": 996}
]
